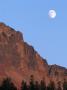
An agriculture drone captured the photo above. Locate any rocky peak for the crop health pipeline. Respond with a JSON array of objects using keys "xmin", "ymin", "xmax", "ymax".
[
  {"xmin": 0, "ymin": 23, "xmax": 66, "ymax": 88},
  {"xmin": 49, "ymin": 64, "xmax": 67, "ymax": 76},
  {"xmin": 0, "ymin": 23, "xmax": 49, "ymax": 79}
]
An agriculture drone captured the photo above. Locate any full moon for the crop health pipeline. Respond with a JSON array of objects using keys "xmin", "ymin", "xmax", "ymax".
[{"xmin": 48, "ymin": 10, "xmax": 56, "ymax": 19}]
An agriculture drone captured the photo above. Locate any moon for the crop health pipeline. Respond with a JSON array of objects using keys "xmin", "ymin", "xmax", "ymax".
[{"xmin": 48, "ymin": 10, "xmax": 56, "ymax": 19}]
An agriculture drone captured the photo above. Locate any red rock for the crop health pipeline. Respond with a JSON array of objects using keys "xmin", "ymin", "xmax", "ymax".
[{"xmin": 0, "ymin": 23, "xmax": 66, "ymax": 89}]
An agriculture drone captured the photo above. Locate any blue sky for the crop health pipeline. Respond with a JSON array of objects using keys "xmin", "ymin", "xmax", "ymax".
[{"xmin": 0, "ymin": 0, "xmax": 67, "ymax": 67}]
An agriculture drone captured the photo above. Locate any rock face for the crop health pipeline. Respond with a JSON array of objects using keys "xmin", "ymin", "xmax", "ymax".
[
  {"xmin": 0, "ymin": 23, "xmax": 66, "ymax": 88},
  {"xmin": 49, "ymin": 65, "xmax": 67, "ymax": 85}
]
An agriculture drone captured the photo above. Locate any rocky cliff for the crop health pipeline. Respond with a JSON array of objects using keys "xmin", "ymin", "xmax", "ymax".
[{"xmin": 0, "ymin": 23, "xmax": 66, "ymax": 88}]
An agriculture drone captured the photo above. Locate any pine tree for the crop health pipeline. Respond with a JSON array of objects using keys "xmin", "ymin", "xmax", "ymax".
[
  {"xmin": 40, "ymin": 80, "xmax": 46, "ymax": 90},
  {"xmin": 47, "ymin": 81, "xmax": 55, "ymax": 90},
  {"xmin": 0, "ymin": 78, "xmax": 17, "ymax": 90},
  {"xmin": 21, "ymin": 80, "xmax": 27, "ymax": 90},
  {"xmin": 29, "ymin": 75, "xmax": 35, "ymax": 90},
  {"xmin": 35, "ymin": 81, "xmax": 39, "ymax": 90},
  {"xmin": 63, "ymin": 79, "xmax": 67, "ymax": 90}
]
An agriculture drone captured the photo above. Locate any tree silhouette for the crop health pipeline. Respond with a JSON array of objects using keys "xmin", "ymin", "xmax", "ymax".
[
  {"xmin": 29, "ymin": 75, "xmax": 35, "ymax": 90},
  {"xmin": 40, "ymin": 79, "xmax": 46, "ymax": 90},
  {"xmin": 63, "ymin": 79, "xmax": 67, "ymax": 90},
  {"xmin": 47, "ymin": 81, "xmax": 55, "ymax": 90},
  {"xmin": 0, "ymin": 78, "xmax": 17, "ymax": 90},
  {"xmin": 35, "ymin": 81, "xmax": 39, "ymax": 90},
  {"xmin": 21, "ymin": 80, "xmax": 27, "ymax": 90}
]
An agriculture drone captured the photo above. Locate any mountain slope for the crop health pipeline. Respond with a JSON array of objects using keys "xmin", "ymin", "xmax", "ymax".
[{"xmin": 0, "ymin": 23, "xmax": 66, "ymax": 88}]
